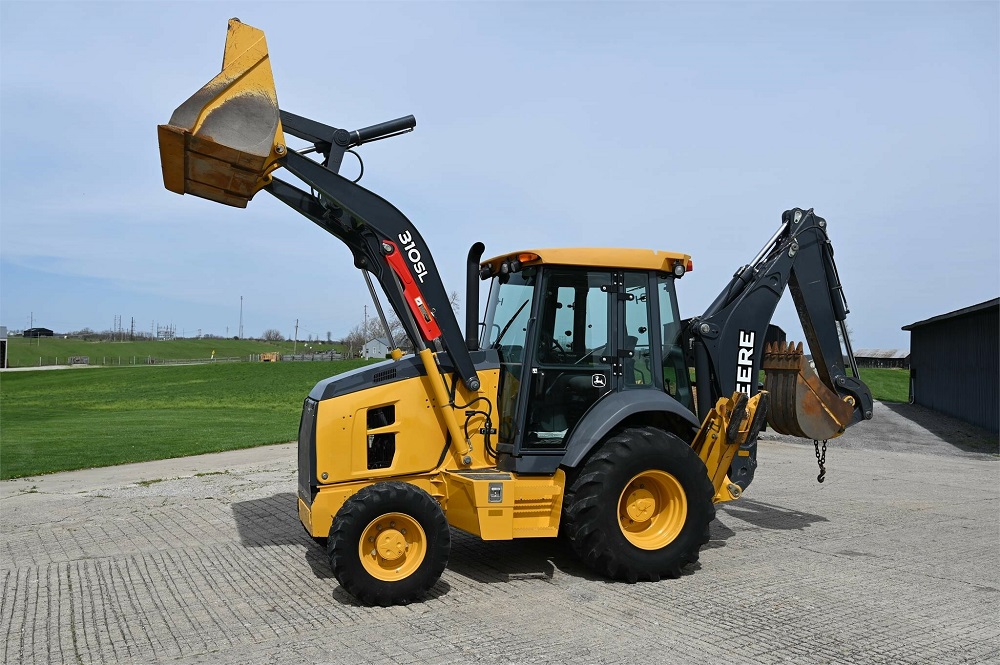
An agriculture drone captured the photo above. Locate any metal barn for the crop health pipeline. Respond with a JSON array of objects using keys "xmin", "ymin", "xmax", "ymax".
[
  {"xmin": 902, "ymin": 298, "xmax": 999, "ymax": 434},
  {"xmin": 853, "ymin": 349, "xmax": 910, "ymax": 369}
]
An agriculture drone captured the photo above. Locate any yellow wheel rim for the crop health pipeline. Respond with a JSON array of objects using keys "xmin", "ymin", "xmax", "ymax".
[
  {"xmin": 358, "ymin": 512, "xmax": 426, "ymax": 581},
  {"xmin": 618, "ymin": 470, "xmax": 687, "ymax": 550}
]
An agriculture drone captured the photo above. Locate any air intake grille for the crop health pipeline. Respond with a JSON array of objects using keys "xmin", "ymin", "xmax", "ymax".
[{"xmin": 373, "ymin": 368, "xmax": 397, "ymax": 383}]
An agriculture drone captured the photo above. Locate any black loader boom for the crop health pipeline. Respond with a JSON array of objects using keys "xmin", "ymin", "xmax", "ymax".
[{"xmin": 688, "ymin": 208, "xmax": 874, "ymax": 488}]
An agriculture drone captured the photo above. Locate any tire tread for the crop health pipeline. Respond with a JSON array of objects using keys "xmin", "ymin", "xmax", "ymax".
[{"xmin": 563, "ymin": 427, "xmax": 715, "ymax": 583}]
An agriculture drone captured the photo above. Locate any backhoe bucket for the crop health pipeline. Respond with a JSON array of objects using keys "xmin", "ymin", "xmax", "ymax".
[
  {"xmin": 157, "ymin": 19, "xmax": 285, "ymax": 208},
  {"xmin": 762, "ymin": 341, "xmax": 855, "ymax": 440}
]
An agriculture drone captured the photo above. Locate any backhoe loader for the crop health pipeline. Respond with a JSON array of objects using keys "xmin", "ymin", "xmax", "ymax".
[{"xmin": 159, "ymin": 19, "xmax": 873, "ymax": 606}]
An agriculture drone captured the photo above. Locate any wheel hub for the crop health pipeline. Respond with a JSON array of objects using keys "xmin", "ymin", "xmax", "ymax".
[
  {"xmin": 376, "ymin": 530, "xmax": 407, "ymax": 561},
  {"xmin": 625, "ymin": 488, "xmax": 656, "ymax": 522},
  {"xmin": 358, "ymin": 512, "xmax": 427, "ymax": 581},
  {"xmin": 617, "ymin": 470, "xmax": 688, "ymax": 550}
]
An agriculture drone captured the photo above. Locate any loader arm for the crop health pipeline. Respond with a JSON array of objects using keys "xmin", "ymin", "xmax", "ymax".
[
  {"xmin": 268, "ymin": 128, "xmax": 481, "ymax": 392},
  {"xmin": 687, "ymin": 208, "xmax": 873, "ymax": 488},
  {"xmin": 156, "ymin": 19, "xmax": 480, "ymax": 392}
]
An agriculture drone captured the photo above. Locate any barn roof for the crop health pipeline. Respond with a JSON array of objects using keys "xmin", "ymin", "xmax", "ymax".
[
  {"xmin": 902, "ymin": 298, "xmax": 999, "ymax": 331},
  {"xmin": 854, "ymin": 348, "xmax": 910, "ymax": 359}
]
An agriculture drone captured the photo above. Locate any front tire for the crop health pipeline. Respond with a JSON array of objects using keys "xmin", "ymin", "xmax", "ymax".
[
  {"xmin": 563, "ymin": 427, "xmax": 714, "ymax": 582},
  {"xmin": 328, "ymin": 482, "xmax": 450, "ymax": 606}
]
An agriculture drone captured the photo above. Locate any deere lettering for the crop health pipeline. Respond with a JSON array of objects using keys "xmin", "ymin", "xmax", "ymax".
[
  {"xmin": 736, "ymin": 330, "xmax": 755, "ymax": 395},
  {"xmin": 397, "ymin": 231, "xmax": 429, "ymax": 283}
]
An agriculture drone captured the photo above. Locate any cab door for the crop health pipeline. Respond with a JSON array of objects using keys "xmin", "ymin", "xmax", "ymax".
[{"xmin": 518, "ymin": 268, "xmax": 615, "ymax": 453}]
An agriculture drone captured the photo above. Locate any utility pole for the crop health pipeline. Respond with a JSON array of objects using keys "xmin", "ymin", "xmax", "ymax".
[
  {"xmin": 293, "ymin": 319, "xmax": 299, "ymax": 354},
  {"xmin": 239, "ymin": 295, "xmax": 244, "ymax": 340}
]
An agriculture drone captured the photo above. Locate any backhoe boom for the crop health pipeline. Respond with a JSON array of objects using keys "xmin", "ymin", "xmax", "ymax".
[{"xmin": 688, "ymin": 208, "xmax": 873, "ymax": 487}]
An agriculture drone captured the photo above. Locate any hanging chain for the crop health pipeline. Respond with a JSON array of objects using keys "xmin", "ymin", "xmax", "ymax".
[{"xmin": 814, "ymin": 439, "xmax": 828, "ymax": 483}]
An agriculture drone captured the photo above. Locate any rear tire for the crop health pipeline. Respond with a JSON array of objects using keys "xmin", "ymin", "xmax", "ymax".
[
  {"xmin": 328, "ymin": 482, "xmax": 450, "ymax": 606},
  {"xmin": 562, "ymin": 427, "xmax": 714, "ymax": 582}
]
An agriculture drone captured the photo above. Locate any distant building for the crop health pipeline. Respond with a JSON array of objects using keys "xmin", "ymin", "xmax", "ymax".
[
  {"xmin": 853, "ymin": 349, "xmax": 910, "ymax": 370},
  {"xmin": 902, "ymin": 298, "xmax": 999, "ymax": 434},
  {"xmin": 363, "ymin": 338, "xmax": 390, "ymax": 359},
  {"xmin": 0, "ymin": 326, "xmax": 7, "ymax": 369},
  {"xmin": 23, "ymin": 327, "xmax": 54, "ymax": 338}
]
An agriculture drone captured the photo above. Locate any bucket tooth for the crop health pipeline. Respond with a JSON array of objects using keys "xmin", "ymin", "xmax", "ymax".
[
  {"xmin": 157, "ymin": 19, "xmax": 285, "ymax": 207},
  {"xmin": 762, "ymin": 340, "xmax": 854, "ymax": 440}
]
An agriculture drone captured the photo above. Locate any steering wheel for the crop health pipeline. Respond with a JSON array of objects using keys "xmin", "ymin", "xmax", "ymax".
[{"xmin": 538, "ymin": 330, "xmax": 568, "ymax": 363}]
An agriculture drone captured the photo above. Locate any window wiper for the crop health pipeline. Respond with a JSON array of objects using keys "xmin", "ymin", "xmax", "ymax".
[{"xmin": 492, "ymin": 300, "xmax": 529, "ymax": 348}]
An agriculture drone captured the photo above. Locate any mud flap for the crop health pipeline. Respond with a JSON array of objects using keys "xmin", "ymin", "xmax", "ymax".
[
  {"xmin": 762, "ymin": 341, "xmax": 854, "ymax": 440},
  {"xmin": 157, "ymin": 19, "xmax": 285, "ymax": 207}
]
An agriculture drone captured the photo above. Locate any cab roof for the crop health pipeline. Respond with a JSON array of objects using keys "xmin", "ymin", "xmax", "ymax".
[{"xmin": 482, "ymin": 248, "xmax": 692, "ymax": 274}]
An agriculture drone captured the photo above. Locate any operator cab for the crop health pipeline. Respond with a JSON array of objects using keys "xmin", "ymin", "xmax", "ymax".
[{"xmin": 481, "ymin": 249, "xmax": 694, "ymax": 474}]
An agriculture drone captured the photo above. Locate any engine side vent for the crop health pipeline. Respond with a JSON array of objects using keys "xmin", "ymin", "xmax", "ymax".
[
  {"xmin": 367, "ymin": 434, "xmax": 395, "ymax": 470},
  {"xmin": 367, "ymin": 405, "xmax": 395, "ymax": 429},
  {"xmin": 373, "ymin": 368, "xmax": 397, "ymax": 383},
  {"xmin": 366, "ymin": 405, "xmax": 396, "ymax": 470}
]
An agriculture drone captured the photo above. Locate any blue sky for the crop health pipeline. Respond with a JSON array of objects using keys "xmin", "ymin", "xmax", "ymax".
[{"xmin": 1, "ymin": 2, "xmax": 997, "ymax": 348}]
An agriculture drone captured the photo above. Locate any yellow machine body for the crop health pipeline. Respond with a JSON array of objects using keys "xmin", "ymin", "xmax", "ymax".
[
  {"xmin": 296, "ymin": 362, "xmax": 561, "ymax": 540},
  {"xmin": 297, "ymin": 345, "xmax": 756, "ymax": 543}
]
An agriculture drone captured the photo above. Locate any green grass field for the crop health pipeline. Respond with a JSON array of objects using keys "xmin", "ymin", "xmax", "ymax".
[
  {"xmin": 857, "ymin": 367, "xmax": 909, "ymax": 403},
  {"xmin": 0, "ymin": 363, "xmax": 910, "ymax": 480},
  {"xmin": 0, "ymin": 361, "xmax": 372, "ymax": 479},
  {"xmin": 4, "ymin": 336, "xmax": 346, "ymax": 368}
]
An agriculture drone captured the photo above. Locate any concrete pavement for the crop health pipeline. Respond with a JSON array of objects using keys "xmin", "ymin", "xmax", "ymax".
[{"xmin": 2, "ymin": 401, "xmax": 997, "ymax": 664}]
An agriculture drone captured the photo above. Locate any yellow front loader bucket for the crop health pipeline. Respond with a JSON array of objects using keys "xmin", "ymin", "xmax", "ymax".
[
  {"xmin": 762, "ymin": 341, "xmax": 855, "ymax": 440},
  {"xmin": 157, "ymin": 19, "xmax": 285, "ymax": 208}
]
